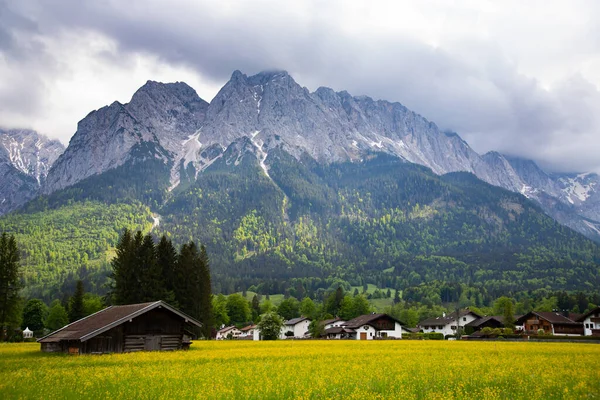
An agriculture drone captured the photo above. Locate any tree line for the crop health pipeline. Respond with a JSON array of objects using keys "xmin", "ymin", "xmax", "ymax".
[{"xmin": 110, "ymin": 229, "xmax": 213, "ymax": 338}]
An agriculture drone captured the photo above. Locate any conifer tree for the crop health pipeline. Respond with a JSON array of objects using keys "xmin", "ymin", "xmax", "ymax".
[
  {"xmin": 137, "ymin": 234, "xmax": 163, "ymax": 302},
  {"xmin": 69, "ymin": 280, "xmax": 86, "ymax": 323},
  {"xmin": 0, "ymin": 233, "xmax": 22, "ymax": 341},
  {"xmin": 198, "ymin": 245, "xmax": 214, "ymax": 338},
  {"xmin": 111, "ymin": 229, "xmax": 135, "ymax": 305},
  {"xmin": 156, "ymin": 235, "xmax": 178, "ymax": 306}
]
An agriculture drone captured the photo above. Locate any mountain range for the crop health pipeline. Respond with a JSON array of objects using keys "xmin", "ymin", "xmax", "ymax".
[{"xmin": 1, "ymin": 70, "xmax": 599, "ymax": 300}]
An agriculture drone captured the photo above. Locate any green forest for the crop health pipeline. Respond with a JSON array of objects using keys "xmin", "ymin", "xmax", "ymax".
[{"xmin": 1, "ymin": 146, "xmax": 599, "ymax": 307}]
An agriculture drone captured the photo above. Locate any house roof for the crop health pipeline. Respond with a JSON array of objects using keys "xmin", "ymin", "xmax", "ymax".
[
  {"xmin": 465, "ymin": 316, "xmax": 504, "ymax": 328},
  {"xmin": 284, "ymin": 317, "xmax": 310, "ymax": 325},
  {"xmin": 240, "ymin": 324, "xmax": 257, "ymax": 332},
  {"xmin": 515, "ymin": 311, "xmax": 581, "ymax": 326},
  {"xmin": 217, "ymin": 325, "xmax": 240, "ymax": 334},
  {"xmin": 418, "ymin": 310, "xmax": 482, "ymax": 327},
  {"xmin": 343, "ymin": 313, "xmax": 404, "ymax": 329},
  {"xmin": 576, "ymin": 306, "xmax": 600, "ymax": 322},
  {"xmin": 323, "ymin": 326, "xmax": 355, "ymax": 335},
  {"xmin": 38, "ymin": 301, "xmax": 202, "ymax": 343},
  {"xmin": 320, "ymin": 317, "xmax": 344, "ymax": 326}
]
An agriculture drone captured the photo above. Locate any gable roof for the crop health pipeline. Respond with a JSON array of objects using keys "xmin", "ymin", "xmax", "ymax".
[
  {"xmin": 418, "ymin": 310, "xmax": 482, "ymax": 327},
  {"xmin": 38, "ymin": 301, "xmax": 201, "ymax": 343},
  {"xmin": 465, "ymin": 316, "xmax": 504, "ymax": 328},
  {"xmin": 343, "ymin": 313, "xmax": 404, "ymax": 329},
  {"xmin": 515, "ymin": 311, "xmax": 581, "ymax": 326},
  {"xmin": 323, "ymin": 326, "xmax": 355, "ymax": 335},
  {"xmin": 217, "ymin": 325, "xmax": 240, "ymax": 334},
  {"xmin": 320, "ymin": 317, "xmax": 344, "ymax": 326},
  {"xmin": 284, "ymin": 317, "xmax": 310, "ymax": 325},
  {"xmin": 240, "ymin": 324, "xmax": 257, "ymax": 332},
  {"xmin": 576, "ymin": 306, "xmax": 600, "ymax": 322}
]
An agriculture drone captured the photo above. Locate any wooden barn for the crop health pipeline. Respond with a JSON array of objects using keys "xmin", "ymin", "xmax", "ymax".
[{"xmin": 38, "ymin": 301, "xmax": 201, "ymax": 354}]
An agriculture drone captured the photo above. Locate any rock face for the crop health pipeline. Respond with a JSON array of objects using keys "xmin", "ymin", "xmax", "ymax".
[
  {"xmin": 43, "ymin": 81, "xmax": 208, "ymax": 193},
  {"xmin": 0, "ymin": 129, "xmax": 64, "ymax": 214},
  {"xmin": 35, "ymin": 70, "xmax": 600, "ymax": 240}
]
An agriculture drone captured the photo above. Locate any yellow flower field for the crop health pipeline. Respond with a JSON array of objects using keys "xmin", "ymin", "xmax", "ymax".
[{"xmin": 1, "ymin": 340, "xmax": 599, "ymax": 399}]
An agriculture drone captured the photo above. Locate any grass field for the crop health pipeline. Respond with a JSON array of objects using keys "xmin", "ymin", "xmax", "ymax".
[{"xmin": 1, "ymin": 341, "xmax": 599, "ymax": 399}]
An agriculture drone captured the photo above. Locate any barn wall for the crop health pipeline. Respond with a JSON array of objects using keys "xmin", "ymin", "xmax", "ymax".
[{"xmin": 123, "ymin": 308, "xmax": 184, "ymax": 352}]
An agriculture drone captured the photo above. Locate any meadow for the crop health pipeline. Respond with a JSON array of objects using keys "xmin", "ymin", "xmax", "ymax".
[{"xmin": 1, "ymin": 341, "xmax": 599, "ymax": 399}]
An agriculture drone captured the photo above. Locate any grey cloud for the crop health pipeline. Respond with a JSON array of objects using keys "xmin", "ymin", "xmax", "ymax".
[{"xmin": 3, "ymin": 0, "xmax": 600, "ymax": 173}]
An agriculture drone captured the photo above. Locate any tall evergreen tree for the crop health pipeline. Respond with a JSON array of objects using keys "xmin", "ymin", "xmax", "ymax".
[
  {"xmin": 198, "ymin": 245, "xmax": 214, "ymax": 338},
  {"xmin": 174, "ymin": 242, "xmax": 198, "ymax": 318},
  {"xmin": 156, "ymin": 235, "xmax": 178, "ymax": 306},
  {"xmin": 68, "ymin": 280, "xmax": 86, "ymax": 323},
  {"xmin": 111, "ymin": 229, "xmax": 135, "ymax": 305},
  {"xmin": 0, "ymin": 233, "xmax": 22, "ymax": 341},
  {"xmin": 137, "ymin": 234, "xmax": 164, "ymax": 302}
]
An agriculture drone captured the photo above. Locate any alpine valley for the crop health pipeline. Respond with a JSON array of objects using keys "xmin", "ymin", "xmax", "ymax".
[{"xmin": 1, "ymin": 70, "xmax": 599, "ymax": 301}]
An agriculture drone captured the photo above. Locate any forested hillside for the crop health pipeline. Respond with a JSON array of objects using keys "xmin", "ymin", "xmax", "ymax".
[
  {"xmin": 2, "ymin": 147, "xmax": 600, "ymax": 303},
  {"xmin": 0, "ymin": 202, "xmax": 153, "ymax": 301}
]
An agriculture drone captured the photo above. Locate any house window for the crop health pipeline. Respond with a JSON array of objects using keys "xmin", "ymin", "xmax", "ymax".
[
  {"xmin": 463, "ymin": 317, "xmax": 467, "ymax": 322},
  {"xmin": 451, "ymin": 326, "xmax": 456, "ymax": 330}
]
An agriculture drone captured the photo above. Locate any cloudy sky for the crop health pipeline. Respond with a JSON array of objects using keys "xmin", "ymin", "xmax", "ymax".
[{"xmin": 1, "ymin": 0, "xmax": 599, "ymax": 173}]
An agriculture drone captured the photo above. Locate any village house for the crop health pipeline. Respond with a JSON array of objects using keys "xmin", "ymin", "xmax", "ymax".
[
  {"xmin": 515, "ymin": 311, "xmax": 583, "ymax": 336},
  {"xmin": 342, "ymin": 313, "xmax": 404, "ymax": 340},
  {"xmin": 38, "ymin": 301, "xmax": 201, "ymax": 354},
  {"xmin": 418, "ymin": 310, "xmax": 482, "ymax": 337},
  {"xmin": 239, "ymin": 324, "xmax": 260, "ymax": 340},
  {"xmin": 576, "ymin": 306, "xmax": 600, "ymax": 337},
  {"xmin": 464, "ymin": 316, "xmax": 505, "ymax": 334},
  {"xmin": 216, "ymin": 325, "xmax": 242, "ymax": 340},
  {"xmin": 280, "ymin": 317, "xmax": 311, "ymax": 339}
]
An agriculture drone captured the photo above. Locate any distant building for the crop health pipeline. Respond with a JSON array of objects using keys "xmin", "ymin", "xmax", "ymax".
[
  {"xmin": 418, "ymin": 310, "xmax": 481, "ymax": 337},
  {"xmin": 239, "ymin": 324, "xmax": 260, "ymax": 340},
  {"xmin": 515, "ymin": 311, "xmax": 583, "ymax": 336},
  {"xmin": 38, "ymin": 301, "xmax": 201, "ymax": 354},
  {"xmin": 216, "ymin": 326, "xmax": 242, "ymax": 340},
  {"xmin": 281, "ymin": 317, "xmax": 311, "ymax": 339},
  {"xmin": 577, "ymin": 307, "xmax": 600, "ymax": 336},
  {"xmin": 342, "ymin": 313, "xmax": 404, "ymax": 340}
]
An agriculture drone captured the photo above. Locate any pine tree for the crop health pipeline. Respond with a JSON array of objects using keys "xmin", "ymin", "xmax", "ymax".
[
  {"xmin": 197, "ymin": 245, "xmax": 214, "ymax": 338},
  {"xmin": 111, "ymin": 229, "xmax": 135, "ymax": 305},
  {"xmin": 174, "ymin": 242, "xmax": 199, "ymax": 318},
  {"xmin": 69, "ymin": 280, "xmax": 86, "ymax": 323},
  {"xmin": 0, "ymin": 233, "xmax": 22, "ymax": 341},
  {"xmin": 156, "ymin": 235, "xmax": 178, "ymax": 306},
  {"xmin": 137, "ymin": 234, "xmax": 163, "ymax": 302}
]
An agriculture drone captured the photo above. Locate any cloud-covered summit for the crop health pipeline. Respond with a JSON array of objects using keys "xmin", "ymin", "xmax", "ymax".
[{"xmin": 1, "ymin": 0, "xmax": 600, "ymax": 174}]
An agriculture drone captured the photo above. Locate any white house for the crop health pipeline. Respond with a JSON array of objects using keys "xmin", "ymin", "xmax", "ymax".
[
  {"xmin": 343, "ymin": 313, "xmax": 404, "ymax": 340},
  {"xmin": 418, "ymin": 310, "xmax": 482, "ymax": 337},
  {"xmin": 577, "ymin": 307, "xmax": 600, "ymax": 336},
  {"xmin": 322, "ymin": 317, "xmax": 346, "ymax": 330},
  {"xmin": 239, "ymin": 324, "xmax": 260, "ymax": 340},
  {"xmin": 280, "ymin": 317, "xmax": 311, "ymax": 339},
  {"xmin": 216, "ymin": 325, "xmax": 242, "ymax": 340}
]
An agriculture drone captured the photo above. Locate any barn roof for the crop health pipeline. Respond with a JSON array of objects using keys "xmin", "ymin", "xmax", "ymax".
[{"xmin": 38, "ymin": 301, "xmax": 202, "ymax": 343}]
